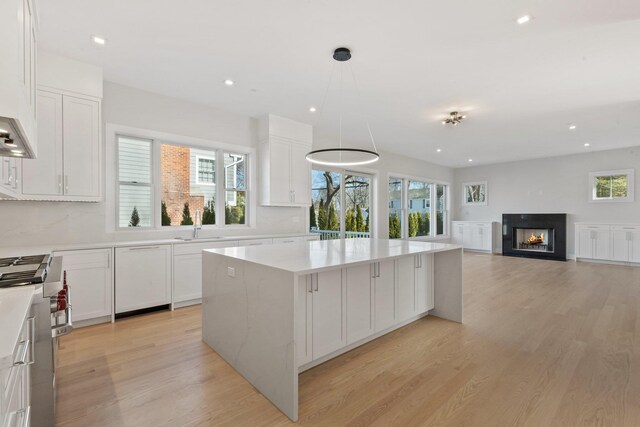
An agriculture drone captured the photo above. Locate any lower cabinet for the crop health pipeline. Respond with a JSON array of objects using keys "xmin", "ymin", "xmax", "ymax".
[
  {"xmin": 55, "ymin": 248, "xmax": 112, "ymax": 322},
  {"xmin": 374, "ymin": 260, "xmax": 396, "ymax": 332},
  {"xmin": 611, "ymin": 226, "xmax": 640, "ymax": 263},
  {"xmin": 299, "ymin": 254, "xmax": 434, "ymax": 367},
  {"xmin": 173, "ymin": 241, "xmax": 239, "ymax": 305},
  {"xmin": 311, "ymin": 269, "xmax": 347, "ymax": 359},
  {"xmin": 115, "ymin": 245, "xmax": 172, "ymax": 314},
  {"xmin": 451, "ymin": 221, "xmax": 493, "ymax": 252},
  {"xmin": 346, "ymin": 264, "xmax": 374, "ymax": 344}
]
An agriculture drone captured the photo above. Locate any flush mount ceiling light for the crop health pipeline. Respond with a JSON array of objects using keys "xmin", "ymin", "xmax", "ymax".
[
  {"xmin": 224, "ymin": 79, "xmax": 235, "ymax": 86},
  {"xmin": 92, "ymin": 35, "xmax": 106, "ymax": 45},
  {"xmin": 584, "ymin": 143, "xmax": 591, "ymax": 147},
  {"xmin": 569, "ymin": 124, "xmax": 577, "ymax": 130},
  {"xmin": 306, "ymin": 47, "xmax": 380, "ymax": 167},
  {"xmin": 517, "ymin": 15, "xmax": 531, "ymax": 25},
  {"xmin": 308, "ymin": 106, "xmax": 317, "ymax": 113},
  {"xmin": 442, "ymin": 111, "xmax": 466, "ymax": 126}
]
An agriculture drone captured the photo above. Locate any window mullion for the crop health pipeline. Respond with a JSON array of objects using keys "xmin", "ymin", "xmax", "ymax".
[{"xmin": 216, "ymin": 150, "xmax": 224, "ymax": 225}]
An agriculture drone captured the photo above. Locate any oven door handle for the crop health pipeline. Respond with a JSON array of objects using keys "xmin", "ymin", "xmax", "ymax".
[{"xmin": 52, "ymin": 306, "xmax": 73, "ymax": 338}]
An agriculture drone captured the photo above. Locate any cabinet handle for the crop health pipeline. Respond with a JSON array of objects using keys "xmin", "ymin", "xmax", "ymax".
[
  {"xmin": 11, "ymin": 406, "xmax": 31, "ymax": 427},
  {"xmin": 27, "ymin": 316, "xmax": 35, "ymax": 364},
  {"xmin": 128, "ymin": 246, "xmax": 161, "ymax": 250},
  {"xmin": 64, "ymin": 175, "xmax": 69, "ymax": 193},
  {"xmin": 14, "ymin": 340, "xmax": 30, "ymax": 366},
  {"xmin": 58, "ymin": 175, "xmax": 63, "ymax": 194},
  {"xmin": 308, "ymin": 276, "xmax": 313, "ymax": 293},
  {"xmin": 314, "ymin": 273, "xmax": 319, "ymax": 292},
  {"xmin": 11, "ymin": 166, "xmax": 18, "ymax": 188}
]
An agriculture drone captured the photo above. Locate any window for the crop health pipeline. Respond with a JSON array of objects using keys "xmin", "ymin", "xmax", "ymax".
[
  {"xmin": 388, "ymin": 175, "xmax": 449, "ymax": 239},
  {"xmin": 118, "ymin": 136, "xmax": 152, "ymax": 227},
  {"xmin": 589, "ymin": 169, "xmax": 634, "ymax": 203},
  {"xmin": 463, "ymin": 181, "xmax": 487, "ymax": 205},
  {"xmin": 161, "ymin": 144, "xmax": 217, "ymax": 227},
  {"xmin": 310, "ymin": 169, "xmax": 372, "ymax": 240},
  {"xmin": 115, "ymin": 132, "xmax": 251, "ymax": 229},
  {"xmin": 224, "ymin": 153, "xmax": 246, "ymax": 224},
  {"xmin": 196, "ymin": 155, "xmax": 215, "ymax": 185}
]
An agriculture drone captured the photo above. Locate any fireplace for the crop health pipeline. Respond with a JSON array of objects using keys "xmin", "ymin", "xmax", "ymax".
[{"xmin": 502, "ymin": 214, "xmax": 566, "ymax": 261}]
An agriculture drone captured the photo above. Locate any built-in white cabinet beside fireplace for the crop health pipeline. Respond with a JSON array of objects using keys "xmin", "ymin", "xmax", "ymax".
[
  {"xmin": 451, "ymin": 221, "xmax": 494, "ymax": 253},
  {"xmin": 575, "ymin": 224, "xmax": 640, "ymax": 265}
]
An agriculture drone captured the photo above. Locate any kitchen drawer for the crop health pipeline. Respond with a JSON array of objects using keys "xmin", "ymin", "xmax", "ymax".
[
  {"xmin": 273, "ymin": 236, "xmax": 304, "ymax": 244},
  {"xmin": 238, "ymin": 238, "xmax": 273, "ymax": 246},
  {"xmin": 577, "ymin": 224, "xmax": 610, "ymax": 231},
  {"xmin": 173, "ymin": 240, "xmax": 239, "ymax": 256},
  {"xmin": 611, "ymin": 225, "xmax": 640, "ymax": 232}
]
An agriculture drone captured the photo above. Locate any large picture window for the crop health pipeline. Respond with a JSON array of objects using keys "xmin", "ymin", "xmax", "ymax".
[
  {"xmin": 388, "ymin": 176, "xmax": 449, "ymax": 239},
  {"xmin": 310, "ymin": 169, "xmax": 372, "ymax": 240},
  {"xmin": 116, "ymin": 134, "xmax": 250, "ymax": 229}
]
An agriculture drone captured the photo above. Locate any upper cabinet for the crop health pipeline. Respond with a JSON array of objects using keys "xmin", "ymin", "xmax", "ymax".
[
  {"xmin": 258, "ymin": 114, "xmax": 312, "ymax": 207},
  {"xmin": 20, "ymin": 53, "xmax": 103, "ymax": 201},
  {"xmin": 0, "ymin": 0, "xmax": 38, "ymax": 158}
]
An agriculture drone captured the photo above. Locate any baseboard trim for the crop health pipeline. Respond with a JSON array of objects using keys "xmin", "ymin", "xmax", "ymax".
[
  {"xmin": 173, "ymin": 298, "xmax": 202, "ymax": 309},
  {"xmin": 576, "ymin": 257, "xmax": 640, "ymax": 267}
]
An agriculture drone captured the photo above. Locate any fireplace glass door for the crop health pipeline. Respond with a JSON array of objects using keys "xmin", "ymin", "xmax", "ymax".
[{"xmin": 513, "ymin": 228, "xmax": 555, "ymax": 253}]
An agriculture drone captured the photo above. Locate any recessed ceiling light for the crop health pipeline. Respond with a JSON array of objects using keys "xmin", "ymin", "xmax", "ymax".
[
  {"xmin": 517, "ymin": 15, "xmax": 531, "ymax": 25},
  {"xmin": 436, "ymin": 148, "xmax": 442, "ymax": 153},
  {"xmin": 468, "ymin": 158, "xmax": 473, "ymax": 162},
  {"xmin": 569, "ymin": 124, "xmax": 576, "ymax": 130},
  {"xmin": 584, "ymin": 143, "xmax": 590, "ymax": 147},
  {"xmin": 92, "ymin": 35, "xmax": 106, "ymax": 45},
  {"xmin": 224, "ymin": 79, "xmax": 235, "ymax": 86},
  {"xmin": 309, "ymin": 106, "xmax": 317, "ymax": 113}
]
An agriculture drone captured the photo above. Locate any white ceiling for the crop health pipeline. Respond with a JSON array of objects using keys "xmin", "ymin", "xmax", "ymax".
[{"xmin": 37, "ymin": 0, "xmax": 640, "ymax": 167}]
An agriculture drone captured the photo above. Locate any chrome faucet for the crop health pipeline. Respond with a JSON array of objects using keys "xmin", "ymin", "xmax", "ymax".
[{"xmin": 193, "ymin": 208, "xmax": 202, "ymax": 239}]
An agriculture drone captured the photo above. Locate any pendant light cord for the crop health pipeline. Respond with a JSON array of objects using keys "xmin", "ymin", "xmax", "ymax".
[{"xmin": 348, "ymin": 62, "xmax": 379, "ymax": 153}]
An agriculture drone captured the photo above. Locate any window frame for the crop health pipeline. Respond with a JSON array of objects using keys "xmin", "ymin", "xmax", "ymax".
[
  {"xmin": 588, "ymin": 169, "xmax": 635, "ymax": 203},
  {"xmin": 388, "ymin": 173, "xmax": 450, "ymax": 240},
  {"xmin": 106, "ymin": 123, "xmax": 255, "ymax": 233},
  {"xmin": 116, "ymin": 135, "xmax": 154, "ymax": 228},
  {"xmin": 462, "ymin": 181, "xmax": 488, "ymax": 206}
]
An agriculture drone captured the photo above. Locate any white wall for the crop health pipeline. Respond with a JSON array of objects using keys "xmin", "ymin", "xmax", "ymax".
[
  {"xmin": 453, "ymin": 146, "xmax": 640, "ymax": 256},
  {"xmin": 0, "ymin": 82, "xmax": 306, "ymax": 249}
]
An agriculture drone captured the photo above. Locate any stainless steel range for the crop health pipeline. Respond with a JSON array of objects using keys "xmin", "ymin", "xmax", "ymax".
[{"xmin": 0, "ymin": 254, "xmax": 72, "ymax": 426}]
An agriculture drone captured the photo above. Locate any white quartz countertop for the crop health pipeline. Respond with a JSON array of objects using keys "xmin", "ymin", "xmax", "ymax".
[
  {"xmin": 0, "ymin": 232, "xmax": 317, "ymax": 258},
  {"xmin": 205, "ymin": 238, "xmax": 462, "ymax": 275},
  {"xmin": 0, "ymin": 285, "xmax": 37, "ymax": 369}
]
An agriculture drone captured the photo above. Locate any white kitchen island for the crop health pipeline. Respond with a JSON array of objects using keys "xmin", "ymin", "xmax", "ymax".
[{"xmin": 202, "ymin": 238, "xmax": 463, "ymax": 421}]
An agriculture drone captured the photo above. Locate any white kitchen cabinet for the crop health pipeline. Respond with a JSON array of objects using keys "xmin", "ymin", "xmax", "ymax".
[
  {"xmin": 311, "ymin": 270, "xmax": 346, "ymax": 359},
  {"xmin": 115, "ymin": 245, "xmax": 172, "ymax": 314},
  {"xmin": 0, "ymin": 0, "xmax": 38, "ymax": 156},
  {"xmin": 0, "ymin": 156, "xmax": 21, "ymax": 199},
  {"xmin": 21, "ymin": 90, "xmax": 101, "ymax": 201},
  {"xmin": 610, "ymin": 226, "xmax": 640, "ymax": 263},
  {"xmin": 373, "ymin": 260, "xmax": 396, "ymax": 332},
  {"xmin": 297, "ymin": 276, "xmax": 313, "ymax": 366},
  {"xmin": 173, "ymin": 240, "xmax": 239, "ymax": 306},
  {"xmin": 451, "ymin": 221, "xmax": 493, "ymax": 252},
  {"xmin": 258, "ymin": 114, "xmax": 312, "ymax": 207},
  {"xmin": 345, "ymin": 264, "xmax": 374, "ymax": 344},
  {"xmin": 54, "ymin": 248, "xmax": 112, "ymax": 323},
  {"xmin": 575, "ymin": 225, "xmax": 610, "ymax": 261},
  {"xmin": 397, "ymin": 254, "xmax": 434, "ymax": 321}
]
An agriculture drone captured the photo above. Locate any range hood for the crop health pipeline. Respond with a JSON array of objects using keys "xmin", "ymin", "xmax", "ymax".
[{"xmin": 0, "ymin": 117, "xmax": 34, "ymax": 159}]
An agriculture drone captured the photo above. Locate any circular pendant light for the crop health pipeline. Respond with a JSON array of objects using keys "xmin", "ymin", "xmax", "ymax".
[{"xmin": 306, "ymin": 47, "xmax": 380, "ymax": 167}]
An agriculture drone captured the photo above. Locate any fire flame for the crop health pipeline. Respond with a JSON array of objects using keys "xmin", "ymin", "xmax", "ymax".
[{"xmin": 527, "ymin": 232, "xmax": 544, "ymax": 245}]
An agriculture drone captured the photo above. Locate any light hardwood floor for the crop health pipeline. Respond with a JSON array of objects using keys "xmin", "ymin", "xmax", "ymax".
[{"xmin": 55, "ymin": 253, "xmax": 640, "ymax": 426}]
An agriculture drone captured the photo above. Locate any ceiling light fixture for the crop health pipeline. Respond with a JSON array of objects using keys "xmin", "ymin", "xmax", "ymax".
[
  {"xmin": 436, "ymin": 148, "xmax": 442, "ymax": 153},
  {"xmin": 92, "ymin": 35, "xmax": 106, "ymax": 45},
  {"xmin": 306, "ymin": 47, "xmax": 380, "ymax": 167},
  {"xmin": 569, "ymin": 124, "xmax": 576, "ymax": 130},
  {"xmin": 584, "ymin": 143, "xmax": 590, "ymax": 147},
  {"xmin": 517, "ymin": 15, "xmax": 531, "ymax": 25},
  {"xmin": 224, "ymin": 79, "xmax": 235, "ymax": 86},
  {"xmin": 309, "ymin": 106, "xmax": 317, "ymax": 113},
  {"xmin": 442, "ymin": 111, "xmax": 466, "ymax": 126},
  {"xmin": 468, "ymin": 158, "xmax": 473, "ymax": 162}
]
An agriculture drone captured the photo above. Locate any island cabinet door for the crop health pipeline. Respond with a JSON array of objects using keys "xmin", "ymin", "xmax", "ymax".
[
  {"xmin": 374, "ymin": 260, "xmax": 396, "ymax": 333},
  {"xmin": 346, "ymin": 264, "xmax": 374, "ymax": 345},
  {"xmin": 312, "ymin": 269, "xmax": 346, "ymax": 360},
  {"xmin": 397, "ymin": 256, "xmax": 416, "ymax": 321},
  {"xmin": 415, "ymin": 254, "xmax": 435, "ymax": 313},
  {"xmin": 297, "ymin": 276, "xmax": 313, "ymax": 366}
]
